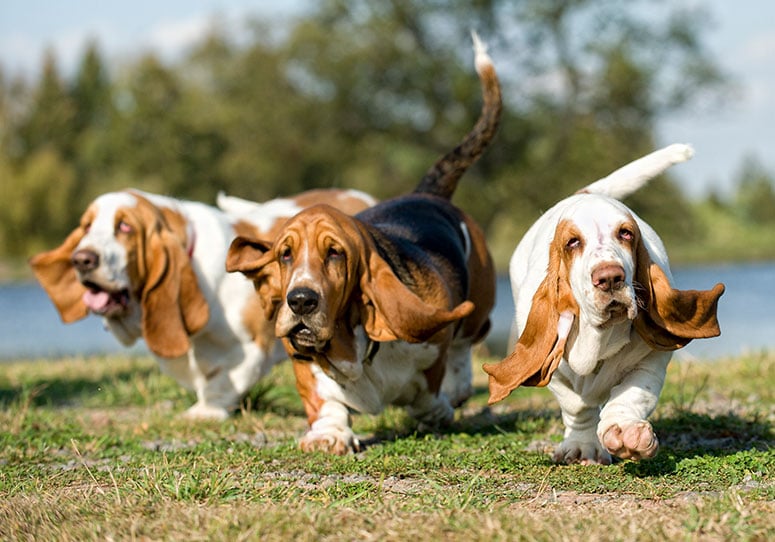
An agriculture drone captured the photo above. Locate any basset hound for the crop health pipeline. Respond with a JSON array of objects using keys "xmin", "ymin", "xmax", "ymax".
[
  {"xmin": 226, "ymin": 33, "xmax": 501, "ymax": 454},
  {"xmin": 29, "ymin": 188, "xmax": 374, "ymax": 420},
  {"xmin": 484, "ymin": 144, "xmax": 725, "ymax": 465}
]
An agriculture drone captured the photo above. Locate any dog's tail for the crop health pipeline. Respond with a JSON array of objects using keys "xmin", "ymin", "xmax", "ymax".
[
  {"xmin": 414, "ymin": 31, "xmax": 502, "ymax": 199},
  {"xmin": 577, "ymin": 143, "xmax": 694, "ymax": 200}
]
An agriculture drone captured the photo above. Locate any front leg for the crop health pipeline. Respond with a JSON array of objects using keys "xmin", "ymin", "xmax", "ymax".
[
  {"xmin": 548, "ymin": 373, "xmax": 612, "ymax": 465},
  {"xmin": 299, "ymin": 400, "xmax": 360, "ymax": 454},
  {"xmin": 296, "ymin": 363, "xmax": 360, "ymax": 455},
  {"xmin": 597, "ymin": 352, "xmax": 671, "ymax": 461}
]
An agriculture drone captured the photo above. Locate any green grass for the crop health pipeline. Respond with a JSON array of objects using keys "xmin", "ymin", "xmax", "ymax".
[{"xmin": 1, "ymin": 352, "xmax": 773, "ymax": 541}]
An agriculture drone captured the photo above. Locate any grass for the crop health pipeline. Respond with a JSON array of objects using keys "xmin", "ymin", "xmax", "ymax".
[{"xmin": 0, "ymin": 351, "xmax": 773, "ymax": 541}]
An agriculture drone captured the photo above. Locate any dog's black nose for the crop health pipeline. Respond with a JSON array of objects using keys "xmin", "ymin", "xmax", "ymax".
[
  {"xmin": 287, "ymin": 287, "xmax": 320, "ymax": 315},
  {"xmin": 71, "ymin": 249, "xmax": 100, "ymax": 273}
]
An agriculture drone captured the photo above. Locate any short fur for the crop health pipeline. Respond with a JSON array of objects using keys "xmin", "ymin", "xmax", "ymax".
[
  {"xmin": 30, "ymin": 188, "xmax": 374, "ymax": 419},
  {"xmin": 227, "ymin": 33, "xmax": 500, "ymax": 453},
  {"xmin": 484, "ymin": 144, "xmax": 724, "ymax": 464}
]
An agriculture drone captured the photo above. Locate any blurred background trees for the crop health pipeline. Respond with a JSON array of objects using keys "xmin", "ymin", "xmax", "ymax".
[{"xmin": 1, "ymin": 0, "xmax": 772, "ymax": 268}]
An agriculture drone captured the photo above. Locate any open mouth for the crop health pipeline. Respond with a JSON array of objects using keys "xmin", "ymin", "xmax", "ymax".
[
  {"xmin": 82, "ymin": 281, "xmax": 130, "ymax": 317},
  {"xmin": 288, "ymin": 324, "xmax": 325, "ymax": 353}
]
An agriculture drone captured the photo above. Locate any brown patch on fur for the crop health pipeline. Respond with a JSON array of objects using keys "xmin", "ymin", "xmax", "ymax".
[
  {"xmin": 232, "ymin": 220, "xmax": 264, "ymax": 242},
  {"xmin": 632, "ymin": 231, "xmax": 724, "ymax": 350},
  {"xmin": 292, "ymin": 360, "xmax": 326, "ymax": 425},
  {"xmin": 290, "ymin": 189, "xmax": 373, "ymax": 217},
  {"xmin": 129, "ymin": 194, "xmax": 210, "ymax": 358},
  {"xmin": 458, "ymin": 214, "xmax": 496, "ymax": 344},
  {"xmin": 28, "ymin": 214, "xmax": 93, "ymax": 323},
  {"xmin": 241, "ymin": 293, "xmax": 276, "ymax": 352},
  {"xmin": 484, "ymin": 220, "xmax": 581, "ymax": 403}
]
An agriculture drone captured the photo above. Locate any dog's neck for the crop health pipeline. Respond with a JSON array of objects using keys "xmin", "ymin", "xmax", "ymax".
[{"xmin": 566, "ymin": 317, "xmax": 632, "ymax": 375}]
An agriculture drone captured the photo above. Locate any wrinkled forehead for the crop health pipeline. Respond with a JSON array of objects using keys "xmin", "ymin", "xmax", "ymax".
[
  {"xmin": 560, "ymin": 195, "xmax": 633, "ymax": 238},
  {"xmin": 281, "ymin": 207, "xmax": 352, "ymax": 246},
  {"xmin": 88, "ymin": 192, "xmax": 139, "ymax": 231}
]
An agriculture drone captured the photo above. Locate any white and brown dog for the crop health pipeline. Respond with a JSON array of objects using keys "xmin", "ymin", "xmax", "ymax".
[
  {"xmin": 484, "ymin": 144, "xmax": 724, "ymax": 464},
  {"xmin": 226, "ymin": 33, "xmax": 501, "ymax": 454},
  {"xmin": 30, "ymin": 188, "xmax": 374, "ymax": 420}
]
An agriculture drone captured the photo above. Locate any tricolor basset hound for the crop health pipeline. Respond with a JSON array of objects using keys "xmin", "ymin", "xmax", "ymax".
[
  {"xmin": 29, "ymin": 188, "xmax": 374, "ymax": 420},
  {"xmin": 484, "ymin": 144, "xmax": 725, "ymax": 465},
  {"xmin": 226, "ymin": 33, "xmax": 501, "ymax": 454}
]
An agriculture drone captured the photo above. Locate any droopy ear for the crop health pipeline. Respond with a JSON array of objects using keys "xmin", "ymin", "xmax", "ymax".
[
  {"xmin": 28, "ymin": 227, "xmax": 90, "ymax": 323},
  {"xmin": 633, "ymin": 238, "xmax": 724, "ymax": 350},
  {"xmin": 483, "ymin": 232, "xmax": 579, "ymax": 404},
  {"xmin": 141, "ymin": 227, "xmax": 209, "ymax": 358},
  {"xmin": 359, "ymin": 251, "xmax": 474, "ymax": 343},
  {"xmin": 226, "ymin": 236, "xmax": 281, "ymax": 321}
]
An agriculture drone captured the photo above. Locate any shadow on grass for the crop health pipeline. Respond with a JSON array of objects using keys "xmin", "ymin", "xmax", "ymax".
[
  {"xmin": 0, "ymin": 366, "xmax": 158, "ymax": 408},
  {"xmin": 624, "ymin": 410, "xmax": 774, "ymax": 477},
  {"xmin": 0, "ymin": 361, "xmax": 302, "ymax": 417},
  {"xmin": 357, "ymin": 405, "xmax": 560, "ymax": 453},
  {"xmin": 356, "ymin": 402, "xmax": 773, "ymax": 473}
]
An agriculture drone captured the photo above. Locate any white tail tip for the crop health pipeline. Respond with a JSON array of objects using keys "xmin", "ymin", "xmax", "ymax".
[
  {"xmin": 663, "ymin": 143, "xmax": 695, "ymax": 164},
  {"xmin": 471, "ymin": 30, "xmax": 493, "ymax": 75}
]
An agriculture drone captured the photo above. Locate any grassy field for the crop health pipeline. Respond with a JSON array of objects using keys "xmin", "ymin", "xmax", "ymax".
[{"xmin": 0, "ymin": 351, "xmax": 772, "ymax": 541}]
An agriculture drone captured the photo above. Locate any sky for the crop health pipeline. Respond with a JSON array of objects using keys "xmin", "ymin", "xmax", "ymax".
[{"xmin": 1, "ymin": 0, "xmax": 773, "ymax": 200}]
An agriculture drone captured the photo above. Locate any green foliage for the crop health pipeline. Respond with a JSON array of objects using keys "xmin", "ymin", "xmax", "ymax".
[
  {"xmin": 734, "ymin": 155, "xmax": 775, "ymax": 223},
  {"xmin": 0, "ymin": 1, "xmax": 751, "ymax": 268}
]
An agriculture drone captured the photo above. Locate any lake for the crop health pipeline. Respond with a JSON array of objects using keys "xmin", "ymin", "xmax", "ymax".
[{"xmin": 1, "ymin": 262, "xmax": 772, "ymax": 361}]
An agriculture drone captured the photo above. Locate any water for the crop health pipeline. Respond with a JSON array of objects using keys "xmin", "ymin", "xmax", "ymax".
[{"xmin": 1, "ymin": 262, "xmax": 772, "ymax": 360}]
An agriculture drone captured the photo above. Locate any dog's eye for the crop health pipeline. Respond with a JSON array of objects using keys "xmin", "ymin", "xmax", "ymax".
[
  {"xmin": 566, "ymin": 237, "xmax": 581, "ymax": 250},
  {"xmin": 82, "ymin": 223, "xmax": 91, "ymax": 233},
  {"xmin": 618, "ymin": 228, "xmax": 634, "ymax": 242},
  {"xmin": 326, "ymin": 247, "xmax": 344, "ymax": 261},
  {"xmin": 280, "ymin": 247, "xmax": 293, "ymax": 263},
  {"xmin": 116, "ymin": 221, "xmax": 132, "ymax": 234}
]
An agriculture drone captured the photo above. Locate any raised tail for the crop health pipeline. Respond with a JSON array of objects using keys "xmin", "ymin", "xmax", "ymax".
[
  {"xmin": 414, "ymin": 31, "xmax": 502, "ymax": 199},
  {"xmin": 577, "ymin": 143, "xmax": 694, "ymax": 199}
]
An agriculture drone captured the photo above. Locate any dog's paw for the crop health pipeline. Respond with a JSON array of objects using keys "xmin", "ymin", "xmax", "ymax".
[
  {"xmin": 601, "ymin": 420, "xmax": 659, "ymax": 460},
  {"xmin": 552, "ymin": 438, "xmax": 612, "ymax": 466},
  {"xmin": 299, "ymin": 427, "xmax": 360, "ymax": 455},
  {"xmin": 182, "ymin": 403, "xmax": 231, "ymax": 421}
]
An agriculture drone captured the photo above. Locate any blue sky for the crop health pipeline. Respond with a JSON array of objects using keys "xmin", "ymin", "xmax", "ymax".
[{"xmin": 1, "ymin": 0, "xmax": 773, "ymax": 199}]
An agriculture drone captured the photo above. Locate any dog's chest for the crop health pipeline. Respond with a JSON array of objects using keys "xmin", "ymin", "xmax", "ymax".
[{"xmin": 320, "ymin": 340, "xmax": 441, "ymax": 415}]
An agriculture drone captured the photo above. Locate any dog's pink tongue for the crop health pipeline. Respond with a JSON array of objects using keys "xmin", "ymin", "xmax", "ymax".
[{"xmin": 83, "ymin": 290, "xmax": 111, "ymax": 311}]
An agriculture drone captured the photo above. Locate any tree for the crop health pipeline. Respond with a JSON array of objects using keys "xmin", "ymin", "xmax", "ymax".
[
  {"xmin": 279, "ymin": 0, "xmax": 727, "ymax": 245},
  {"xmin": 735, "ymin": 156, "xmax": 775, "ymax": 223},
  {"xmin": 13, "ymin": 50, "xmax": 75, "ymax": 161},
  {"xmin": 0, "ymin": 0, "xmax": 731, "ymax": 264}
]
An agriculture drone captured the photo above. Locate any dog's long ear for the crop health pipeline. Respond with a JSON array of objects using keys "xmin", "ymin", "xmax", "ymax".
[
  {"xmin": 226, "ymin": 236, "xmax": 281, "ymax": 321},
  {"xmin": 141, "ymin": 225, "xmax": 209, "ymax": 358},
  {"xmin": 633, "ymin": 236, "xmax": 724, "ymax": 350},
  {"xmin": 359, "ymin": 250, "xmax": 473, "ymax": 343},
  {"xmin": 483, "ymin": 226, "xmax": 579, "ymax": 404},
  {"xmin": 29, "ymin": 226, "xmax": 90, "ymax": 323}
]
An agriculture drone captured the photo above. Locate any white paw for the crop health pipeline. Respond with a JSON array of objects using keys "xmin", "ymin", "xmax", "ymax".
[
  {"xmin": 182, "ymin": 403, "xmax": 231, "ymax": 421},
  {"xmin": 600, "ymin": 420, "xmax": 659, "ymax": 461},
  {"xmin": 299, "ymin": 426, "xmax": 360, "ymax": 455},
  {"xmin": 552, "ymin": 438, "xmax": 612, "ymax": 466}
]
